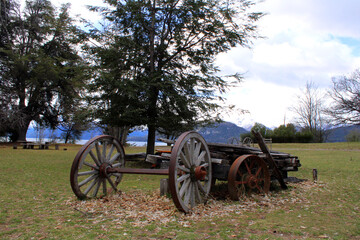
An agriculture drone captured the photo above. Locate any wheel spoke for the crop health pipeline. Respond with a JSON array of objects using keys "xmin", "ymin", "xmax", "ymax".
[
  {"xmin": 183, "ymin": 143, "xmax": 192, "ymax": 166},
  {"xmin": 112, "ymin": 162, "xmax": 123, "ymax": 168},
  {"xmin": 84, "ymin": 177, "xmax": 98, "ymax": 195},
  {"xmin": 245, "ymin": 161, "xmax": 251, "ymax": 174},
  {"xmin": 78, "ymin": 170, "xmax": 98, "ymax": 176},
  {"xmin": 106, "ymin": 145, "xmax": 115, "ymax": 162},
  {"xmin": 196, "ymin": 180, "xmax": 207, "ymax": 194},
  {"xmin": 102, "ymin": 178, "xmax": 107, "ymax": 195},
  {"xmin": 106, "ymin": 176, "xmax": 118, "ymax": 192},
  {"xmin": 179, "ymin": 178, "xmax": 191, "ymax": 198},
  {"xmin": 228, "ymin": 155, "xmax": 270, "ymax": 201},
  {"xmin": 184, "ymin": 183, "xmax": 191, "ymax": 206},
  {"xmin": 177, "ymin": 174, "xmax": 190, "ymax": 183},
  {"xmin": 169, "ymin": 132, "xmax": 211, "ymax": 213},
  {"xmin": 177, "ymin": 164, "xmax": 190, "ymax": 173},
  {"xmin": 200, "ymin": 162, "xmax": 208, "ymax": 168},
  {"xmin": 249, "ymin": 160, "xmax": 255, "ymax": 170},
  {"xmin": 255, "ymin": 166, "xmax": 262, "ymax": 177},
  {"xmin": 195, "ymin": 150, "xmax": 206, "ymax": 166},
  {"xmin": 237, "ymin": 169, "xmax": 243, "ymax": 177},
  {"xmin": 190, "ymin": 183, "xmax": 196, "ymax": 208},
  {"xmin": 71, "ymin": 135, "xmax": 125, "ymax": 200},
  {"xmin": 189, "ymin": 139, "xmax": 195, "ymax": 163},
  {"xmin": 179, "ymin": 151, "xmax": 191, "ymax": 168},
  {"xmin": 92, "ymin": 178, "xmax": 101, "ymax": 197},
  {"xmin": 235, "ymin": 181, "xmax": 247, "ymax": 185},
  {"xmin": 102, "ymin": 141, "xmax": 107, "ymax": 162},
  {"xmin": 256, "ymin": 184, "xmax": 263, "ymax": 193},
  {"xmin": 83, "ymin": 161, "xmax": 99, "ymax": 170},
  {"xmin": 194, "ymin": 142, "xmax": 201, "ymax": 162},
  {"xmin": 109, "ymin": 152, "xmax": 121, "ymax": 164},
  {"xmin": 194, "ymin": 182, "xmax": 202, "ymax": 203},
  {"xmin": 79, "ymin": 174, "xmax": 98, "ymax": 187},
  {"xmin": 95, "ymin": 142, "xmax": 102, "ymax": 163},
  {"xmin": 89, "ymin": 150, "xmax": 101, "ymax": 167}
]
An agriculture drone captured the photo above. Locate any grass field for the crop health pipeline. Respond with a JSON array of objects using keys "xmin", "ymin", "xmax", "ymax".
[{"xmin": 0, "ymin": 142, "xmax": 359, "ymax": 239}]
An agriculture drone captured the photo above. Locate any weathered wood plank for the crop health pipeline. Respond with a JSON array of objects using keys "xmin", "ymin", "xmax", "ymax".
[{"xmin": 252, "ymin": 130, "xmax": 287, "ymax": 190}]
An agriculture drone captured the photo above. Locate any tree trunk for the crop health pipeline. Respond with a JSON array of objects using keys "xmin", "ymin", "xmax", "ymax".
[
  {"xmin": 16, "ymin": 120, "xmax": 31, "ymax": 142},
  {"xmin": 119, "ymin": 127, "xmax": 129, "ymax": 146},
  {"xmin": 108, "ymin": 126, "xmax": 130, "ymax": 146},
  {"xmin": 146, "ymin": 124, "xmax": 156, "ymax": 154},
  {"xmin": 145, "ymin": 0, "xmax": 157, "ymax": 155}
]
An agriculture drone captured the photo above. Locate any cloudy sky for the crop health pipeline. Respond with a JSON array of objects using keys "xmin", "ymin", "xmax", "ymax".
[
  {"xmin": 217, "ymin": 0, "xmax": 360, "ymax": 128},
  {"xmin": 33, "ymin": 0, "xmax": 360, "ymax": 129}
]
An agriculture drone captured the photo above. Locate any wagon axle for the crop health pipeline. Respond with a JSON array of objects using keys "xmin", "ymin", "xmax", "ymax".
[{"xmin": 70, "ymin": 131, "xmax": 300, "ymax": 213}]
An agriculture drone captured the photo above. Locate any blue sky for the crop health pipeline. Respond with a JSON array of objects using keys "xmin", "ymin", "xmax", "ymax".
[{"xmin": 24, "ymin": 0, "xmax": 360, "ymax": 129}]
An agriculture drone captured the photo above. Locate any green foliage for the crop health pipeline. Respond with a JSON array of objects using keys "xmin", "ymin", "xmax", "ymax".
[
  {"xmin": 88, "ymin": 0, "xmax": 264, "ymax": 153},
  {"xmin": 0, "ymin": 0, "xmax": 88, "ymax": 141},
  {"xmin": 251, "ymin": 122, "xmax": 269, "ymax": 138},
  {"xmin": 244, "ymin": 123, "xmax": 315, "ymax": 143},
  {"xmin": 58, "ymin": 107, "xmax": 92, "ymax": 143},
  {"xmin": 271, "ymin": 124, "xmax": 314, "ymax": 143},
  {"xmin": 271, "ymin": 123, "xmax": 296, "ymax": 143},
  {"xmin": 346, "ymin": 129, "xmax": 360, "ymax": 142}
]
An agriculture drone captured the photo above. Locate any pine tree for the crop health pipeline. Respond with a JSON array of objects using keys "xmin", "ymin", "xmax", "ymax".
[
  {"xmin": 89, "ymin": 0, "xmax": 264, "ymax": 153},
  {"xmin": 0, "ymin": 0, "xmax": 88, "ymax": 141}
]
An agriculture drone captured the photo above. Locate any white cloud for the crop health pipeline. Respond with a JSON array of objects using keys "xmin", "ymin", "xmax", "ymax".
[
  {"xmin": 223, "ymin": 79, "xmax": 300, "ymax": 128},
  {"xmin": 20, "ymin": 0, "xmax": 360, "ymax": 129},
  {"xmin": 217, "ymin": 0, "xmax": 360, "ymax": 128}
]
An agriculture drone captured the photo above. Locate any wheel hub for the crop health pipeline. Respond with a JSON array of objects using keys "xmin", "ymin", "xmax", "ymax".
[
  {"xmin": 99, "ymin": 163, "xmax": 111, "ymax": 178},
  {"xmin": 190, "ymin": 165, "xmax": 207, "ymax": 181},
  {"xmin": 247, "ymin": 175, "xmax": 258, "ymax": 189}
]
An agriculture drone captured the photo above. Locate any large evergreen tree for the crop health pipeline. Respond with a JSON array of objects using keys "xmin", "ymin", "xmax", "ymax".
[
  {"xmin": 0, "ymin": 0, "xmax": 88, "ymax": 141},
  {"xmin": 89, "ymin": 0, "xmax": 263, "ymax": 154}
]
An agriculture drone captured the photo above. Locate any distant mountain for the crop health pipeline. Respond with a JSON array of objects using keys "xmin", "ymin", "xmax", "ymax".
[
  {"xmin": 326, "ymin": 125, "xmax": 360, "ymax": 142},
  {"xmin": 197, "ymin": 122, "xmax": 248, "ymax": 143},
  {"xmin": 26, "ymin": 122, "xmax": 359, "ymax": 143},
  {"xmin": 26, "ymin": 127, "xmax": 103, "ymax": 140},
  {"xmin": 127, "ymin": 121, "xmax": 248, "ymax": 143}
]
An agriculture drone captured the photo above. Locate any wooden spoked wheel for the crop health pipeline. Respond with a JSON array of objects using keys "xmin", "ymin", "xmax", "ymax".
[
  {"xmin": 228, "ymin": 155, "xmax": 270, "ymax": 200},
  {"xmin": 169, "ymin": 131, "xmax": 212, "ymax": 213},
  {"xmin": 70, "ymin": 135, "xmax": 125, "ymax": 199}
]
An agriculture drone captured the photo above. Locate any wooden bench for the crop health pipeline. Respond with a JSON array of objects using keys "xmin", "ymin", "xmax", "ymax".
[{"xmin": 19, "ymin": 142, "xmax": 49, "ymax": 149}]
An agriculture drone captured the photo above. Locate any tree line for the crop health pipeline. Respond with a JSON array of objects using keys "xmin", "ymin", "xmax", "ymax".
[
  {"xmin": 1, "ymin": 0, "xmax": 360, "ymax": 150},
  {"xmin": 242, "ymin": 77, "xmax": 360, "ymax": 143},
  {"xmin": 0, "ymin": 0, "xmax": 264, "ymax": 153}
]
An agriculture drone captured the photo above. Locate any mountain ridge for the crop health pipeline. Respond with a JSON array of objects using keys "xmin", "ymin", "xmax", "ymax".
[{"xmin": 25, "ymin": 122, "xmax": 360, "ymax": 143}]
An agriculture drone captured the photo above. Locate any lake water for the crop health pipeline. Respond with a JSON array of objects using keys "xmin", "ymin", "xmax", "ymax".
[{"xmin": 26, "ymin": 138, "xmax": 166, "ymax": 147}]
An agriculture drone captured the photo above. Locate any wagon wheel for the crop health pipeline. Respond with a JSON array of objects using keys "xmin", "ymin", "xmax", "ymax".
[
  {"xmin": 228, "ymin": 155, "xmax": 270, "ymax": 201},
  {"xmin": 169, "ymin": 131, "xmax": 212, "ymax": 213},
  {"xmin": 70, "ymin": 135, "xmax": 125, "ymax": 199},
  {"xmin": 242, "ymin": 137, "xmax": 253, "ymax": 147}
]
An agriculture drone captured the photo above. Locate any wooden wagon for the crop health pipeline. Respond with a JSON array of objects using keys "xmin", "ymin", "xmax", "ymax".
[{"xmin": 70, "ymin": 131, "xmax": 301, "ymax": 213}]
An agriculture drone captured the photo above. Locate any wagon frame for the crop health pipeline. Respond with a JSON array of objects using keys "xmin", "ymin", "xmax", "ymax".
[{"xmin": 70, "ymin": 131, "xmax": 300, "ymax": 213}]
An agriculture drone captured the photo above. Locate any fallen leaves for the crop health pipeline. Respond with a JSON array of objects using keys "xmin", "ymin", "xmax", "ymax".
[{"xmin": 64, "ymin": 181, "xmax": 321, "ymax": 228}]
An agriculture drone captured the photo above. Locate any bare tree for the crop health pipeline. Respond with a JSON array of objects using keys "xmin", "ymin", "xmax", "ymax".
[
  {"xmin": 291, "ymin": 81, "xmax": 328, "ymax": 142},
  {"xmin": 326, "ymin": 69, "xmax": 360, "ymax": 125}
]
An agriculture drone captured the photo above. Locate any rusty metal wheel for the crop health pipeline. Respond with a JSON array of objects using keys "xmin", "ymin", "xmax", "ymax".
[
  {"xmin": 228, "ymin": 155, "xmax": 270, "ymax": 200},
  {"xmin": 70, "ymin": 135, "xmax": 125, "ymax": 199},
  {"xmin": 169, "ymin": 131, "xmax": 212, "ymax": 213}
]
